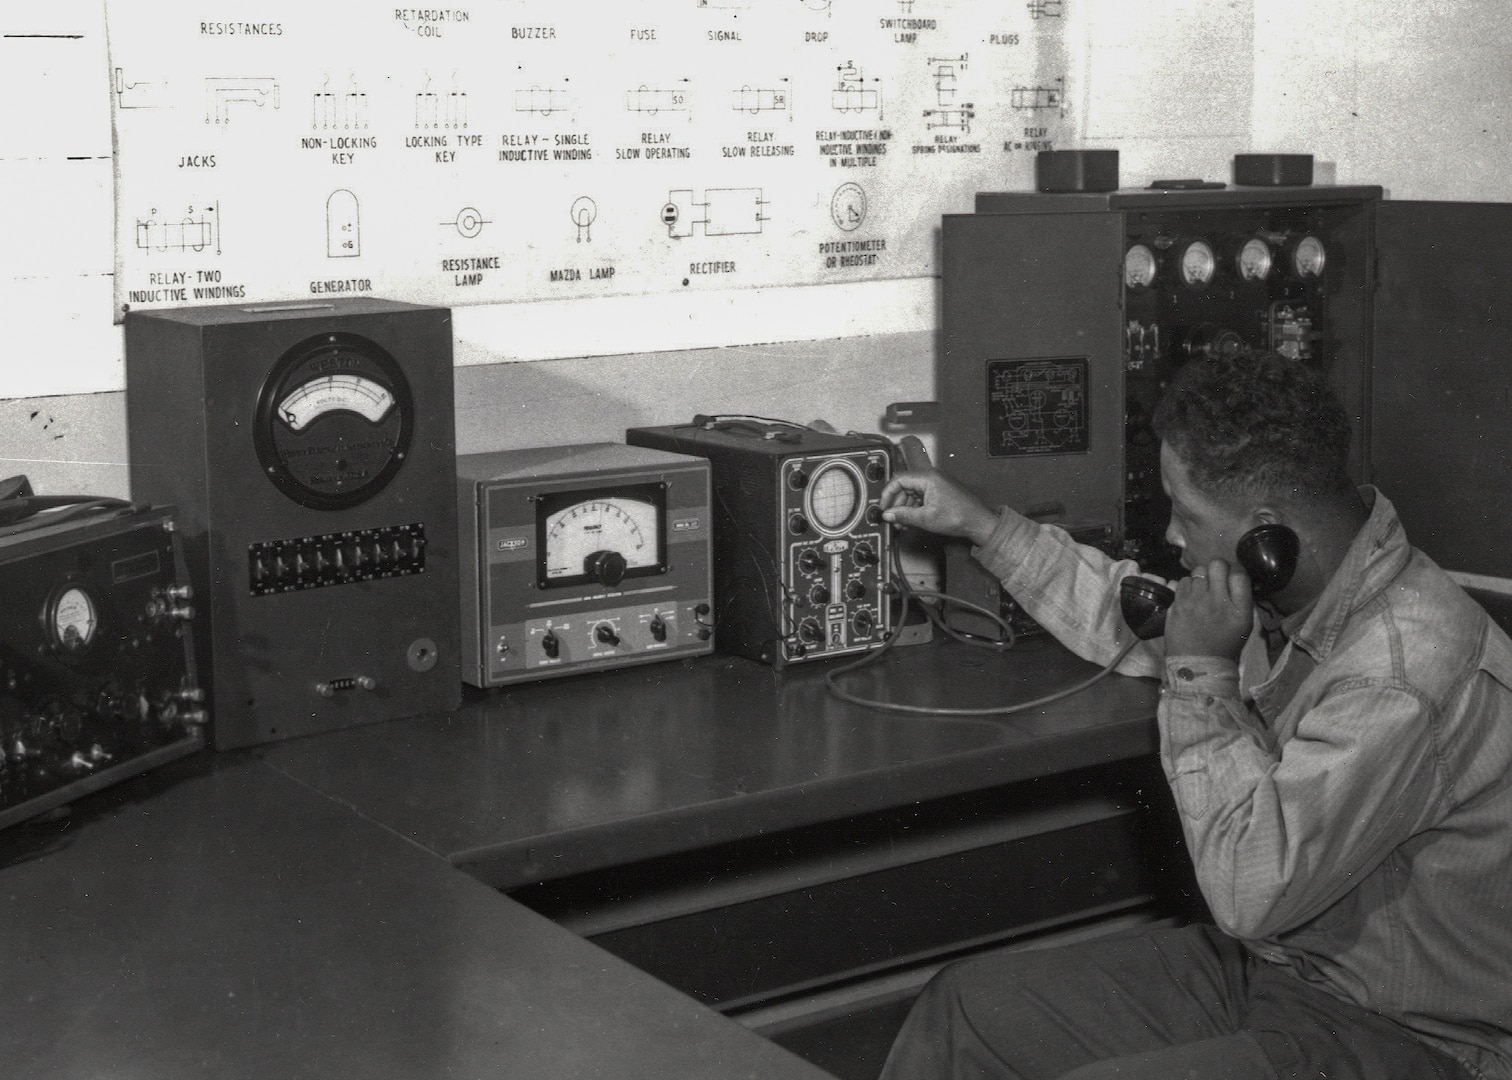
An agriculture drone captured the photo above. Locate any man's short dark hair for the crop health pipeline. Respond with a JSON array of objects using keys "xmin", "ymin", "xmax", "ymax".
[{"xmin": 1151, "ymin": 351, "xmax": 1354, "ymax": 504}]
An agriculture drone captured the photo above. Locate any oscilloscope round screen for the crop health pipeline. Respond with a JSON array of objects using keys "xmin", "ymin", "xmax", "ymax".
[
  {"xmin": 254, "ymin": 332, "xmax": 416, "ymax": 511},
  {"xmin": 805, "ymin": 460, "xmax": 865, "ymax": 536}
]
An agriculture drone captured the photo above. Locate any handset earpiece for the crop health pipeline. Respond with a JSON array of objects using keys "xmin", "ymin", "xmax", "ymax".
[
  {"xmin": 1119, "ymin": 576, "xmax": 1175, "ymax": 641},
  {"xmin": 1236, "ymin": 523, "xmax": 1300, "ymax": 599}
]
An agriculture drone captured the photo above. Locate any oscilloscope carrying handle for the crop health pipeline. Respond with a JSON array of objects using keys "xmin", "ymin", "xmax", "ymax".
[{"xmin": 0, "ymin": 475, "xmax": 145, "ymax": 535}]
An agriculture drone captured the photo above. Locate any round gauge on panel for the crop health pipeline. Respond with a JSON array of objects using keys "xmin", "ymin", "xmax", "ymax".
[
  {"xmin": 1235, "ymin": 237, "xmax": 1274, "ymax": 283},
  {"xmin": 46, "ymin": 585, "xmax": 98, "ymax": 653},
  {"xmin": 543, "ymin": 496, "xmax": 660, "ymax": 587},
  {"xmin": 1123, "ymin": 243, "xmax": 1157, "ymax": 289},
  {"xmin": 1291, "ymin": 234, "xmax": 1327, "ymax": 278},
  {"xmin": 1177, "ymin": 239, "xmax": 1217, "ymax": 287},
  {"xmin": 804, "ymin": 460, "xmax": 866, "ymax": 537},
  {"xmin": 254, "ymin": 333, "xmax": 415, "ymax": 510}
]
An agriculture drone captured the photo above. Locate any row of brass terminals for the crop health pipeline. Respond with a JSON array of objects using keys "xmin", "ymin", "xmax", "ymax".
[{"xmin": 248, "ymin": 522, "xmax": 428, "ymax": 595}]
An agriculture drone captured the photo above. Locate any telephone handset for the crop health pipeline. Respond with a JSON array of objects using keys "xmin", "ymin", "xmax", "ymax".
[{"xmin": 1118, "ymin": 523, "xmax": 1301, "ymax": 640}]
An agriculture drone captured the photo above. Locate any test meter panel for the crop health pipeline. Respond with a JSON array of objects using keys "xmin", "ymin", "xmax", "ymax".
[
  {"xmin": 0, "ymin": 505, "xmax": 204, "ymax": 829},
  {"xmin": 940, "ymin": 185, "xmax": 1380, "ymax": 622},
  {"xmin": 124, "ymin": 299, "xmax": 461, "ymax": 750},
  {"xmin": 627, "ymin": 423, "xmax": 892, "ymax": 668},
  {"xmin": 457, "ymin": 443, "xmax": 714, "ymax": 687}
]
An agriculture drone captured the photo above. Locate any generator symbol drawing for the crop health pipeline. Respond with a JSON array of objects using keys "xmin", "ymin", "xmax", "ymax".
[{"xmin": 660, "ymin": 189, "xmax": 769, "ymax": 238}]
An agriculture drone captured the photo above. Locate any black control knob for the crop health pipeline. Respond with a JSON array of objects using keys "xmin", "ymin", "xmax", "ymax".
[
  {"xmin": 852, "ymin": 609, "xmax": 875, "ymax": 637},
  {"xmin": 584, "ymin": 550, "xmax": 627, "ymax": 587},
  {"xmin": 853, "ymin": 542, "xmax": 878, "ymax": 566},
  {"xmin": 649, "ymin": 615, "xmax": 668, "ymax": 642},
  {"xmin": 541, "ymin": 631, "xmax": 561, "ymax": 658},
  {"xmin": 789, "ymin": 514, "xmax": 810, "ymax": 535},
  {"xmin": 595, "ymin": 623, "xmax": 622, "ymax": 647},
  {"xmin": 799, "ymin": 549, "xmax": 825, "ymax": 574},
  {"xmin": 846, "ymin": 580, "xmax": 866, "ymax": 600},
  {"xmin": 798, "ymin": 618, "xmax": 823, "ymax": 644},
  {"xmin": 810, "ymin": 584, "xmax": 830, "ymax": 606}
]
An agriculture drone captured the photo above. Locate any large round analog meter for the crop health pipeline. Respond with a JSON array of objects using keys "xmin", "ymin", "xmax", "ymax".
[
  {"xmin": 1177, "ymin": 239, "xmax": 1217, "ymax": 287},
  {"xmin": 1123, "ymin": 243, "xmax": 1157, "ymax": 289},
  {"xmin": 1236, "ymin": 237, "xmax": 1274, "ymax": 282},
  {"xmin": 542, "ymin": 494, "xmax": 663, "ymax": 587},
  {"xmin": 1291, "ymin": 234, "xmax": 1327, "ymax": 278},
  {"xmin": 805, "ymin": 460, "xmax": 866, "ymax": 537},
  {"xmin": 255, "ymin": 333, "xmax": 415, "ymax": 510}
]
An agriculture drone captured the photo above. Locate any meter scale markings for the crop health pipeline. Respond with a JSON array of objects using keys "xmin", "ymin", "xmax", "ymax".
[
  {"xmin": 545, "ymin": 497, "xmax": 658, "ymax": 582},
  {"xmin": 277, "ymin": 373, "xmax": 395, "ymax": 431}
]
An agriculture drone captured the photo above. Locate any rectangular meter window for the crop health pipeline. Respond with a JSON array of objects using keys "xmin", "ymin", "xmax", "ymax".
[{"xmin": 535, "ymin": 482, "xmax": 669, "ymax": 589}]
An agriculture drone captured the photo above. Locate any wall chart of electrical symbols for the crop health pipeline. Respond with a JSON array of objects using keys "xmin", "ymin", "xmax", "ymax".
[{"xmin": 107, "ymin": 0, "xmax": 1078, "ymax": 316}]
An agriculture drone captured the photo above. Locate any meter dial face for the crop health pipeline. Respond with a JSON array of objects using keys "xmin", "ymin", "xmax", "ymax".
[
  {"xmin": 255, "ymin": 333, "xmax": 415, "ymax": 510},
  {"xmin": 48, "ymin": 585, "xmax": 97, "ymax": 652},
  {"xmin": 537, "ymin": 485, "xmax": 668, "ymax": 589},
  {"xmin": 1178, "ymin": 239, "xmax": 1217, "ymax": 287},
  {"xmin": 1123, "ymin": 244, "xmax": 1157, "ymax": 289},
  {"xmin": 1236, "ymin": 238, "xmax": 1274, "ymax": 282},
  {"xmin": 805, "ymin": 460, "xmax": 865, "ymax": 536},
  {"xmin": 1292, "ymin": 234, "xmax": 1327, "ymax": 277}
]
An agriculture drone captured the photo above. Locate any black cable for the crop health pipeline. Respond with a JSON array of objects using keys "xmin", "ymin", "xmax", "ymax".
[
  {"xmin": 823, "ymin": 536, "xmax": 1139, "ymax": 716},
  {"xmin": 0, "ymin": 497, "xmax": 141, "ymax": 539}
]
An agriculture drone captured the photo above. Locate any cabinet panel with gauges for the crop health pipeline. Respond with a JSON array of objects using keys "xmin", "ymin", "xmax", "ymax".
[{"xmin": 938, "ymin": 185, "xmax": 1380, "ymax": 629}]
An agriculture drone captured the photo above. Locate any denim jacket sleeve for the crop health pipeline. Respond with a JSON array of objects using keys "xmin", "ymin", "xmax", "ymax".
[
  {"xmin": 972, "ymin": 507, "xmax": 1166, "ymax": 679},
  {"xmin": 1159, "ymin": 656, "xmax": 1441, "ymax": 940}
]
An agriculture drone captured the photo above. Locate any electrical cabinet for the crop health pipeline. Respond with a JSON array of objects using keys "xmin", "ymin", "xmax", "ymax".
[{"xmin": 939, "ymin": 186, "xmax": 1512, "ymax": 629}]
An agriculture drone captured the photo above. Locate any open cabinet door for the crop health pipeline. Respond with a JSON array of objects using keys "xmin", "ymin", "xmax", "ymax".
[{"xmin": 1373, "ymin": 200, "xmax": 1512, "ymax": 578}]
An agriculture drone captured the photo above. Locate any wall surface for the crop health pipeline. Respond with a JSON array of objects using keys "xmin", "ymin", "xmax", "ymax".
[{"xmin": 4, "ymin": 1, "xmax": 1511, "ymax": 575}]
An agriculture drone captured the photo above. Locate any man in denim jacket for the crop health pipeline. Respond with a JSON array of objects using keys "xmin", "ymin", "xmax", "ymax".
[{"xmin": 877, "ymin": 352, "xmax": 1512, "ymax": 1080}]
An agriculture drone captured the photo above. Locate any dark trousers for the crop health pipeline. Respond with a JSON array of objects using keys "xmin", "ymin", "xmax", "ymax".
[{"xmin": 877, "ymin": 924, "xmax": 1470, "ymax": 1080}]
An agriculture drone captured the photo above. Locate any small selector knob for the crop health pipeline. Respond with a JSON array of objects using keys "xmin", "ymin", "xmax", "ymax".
[
  {"xmin": 853, "ymin": 542, "xmax": 878, "ymax": 566},
  {"xmin": 846, "ymin": 580, "xmax": 866, "ymax": 600},
  {"xmin": 595, "ymin": 623, "xmax": 621, "ymax": 647},
  {"xmin": 585, "ymin": 550, "xmax": 627, "ymax": 587},
  {"xmin": 852, "ymin": 609, "xmax": 876, "ymax": 636},
  {"xmin": 649, "ymin": 615, "xmax": 668, "ymax": 642},
  {"xmin": 810, "ymin": 584, "xmax": 830, "ymax": 605},
  {"xmin": 541, "ymin": 630, "xmax": 561, "ymax": 658},
  {"xmin": 799, "ymin": 549, "xmax": 825, "ymax": 574},
  {"xmin": 799, "ymin": 618, "xmax": 823, "ymax": 644}
]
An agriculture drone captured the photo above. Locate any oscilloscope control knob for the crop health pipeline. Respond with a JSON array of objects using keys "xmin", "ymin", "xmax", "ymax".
[
  {"xmin": 846, "ymin": 580, "xmax": 866, "ymax": 601},
  {"xmin": 541, "ymin": 630, "xmax": 561, "ymax": 658},
  {"xmin": 798, "ymin": 618, "xmax": 823, "ymax": 644},
  {"xmin": 853, "ymin": 542, "xmax": 878, "ymax": 566},
  {"xmin": 799, "ymin": 549, "xmax": 825, "ymax": 574},
  {"xmin": 852, "ymin": 609, "xmax": 875, "ymax": 637},
  {"xmin": 809, "ymin": 584, "xmax": 830, "ymax": 606}
]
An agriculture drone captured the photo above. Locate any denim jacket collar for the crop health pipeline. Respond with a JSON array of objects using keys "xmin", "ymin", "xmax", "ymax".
[{"xmin": 1283, "ymin": 487, "xmax": 1411, "ymax": 663}]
